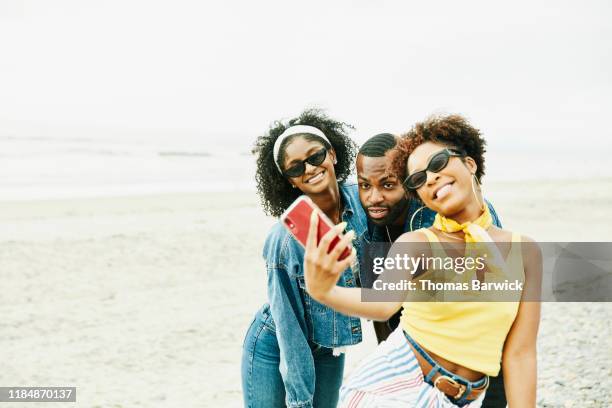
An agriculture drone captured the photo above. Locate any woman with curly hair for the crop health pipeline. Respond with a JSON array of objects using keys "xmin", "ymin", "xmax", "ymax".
[
  {"xmin": 241, "ymin": 109, "xmax": 368, "ymax": 408},
  {"xmin": 302, "ymin": 114, "xmax": 542, "ymax": 407}
]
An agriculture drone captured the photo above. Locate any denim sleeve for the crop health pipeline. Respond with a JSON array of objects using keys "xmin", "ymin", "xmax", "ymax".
[
  {"xmin": 485, "ymin": 199, "xmax": 503, "ymax": 228},
  {"xmin": 267, "ymin": 265, "xmax": 315, "ymax": 408}
]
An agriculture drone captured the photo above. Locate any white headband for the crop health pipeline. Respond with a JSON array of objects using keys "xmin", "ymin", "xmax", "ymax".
[{"xmin": 273, "ymin": 125, "xmax": 331, "ymax": 173}]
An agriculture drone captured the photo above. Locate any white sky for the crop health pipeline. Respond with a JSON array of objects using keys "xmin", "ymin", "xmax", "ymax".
[{"xmin": 1, "ymin": 0, "xmax": 611, "ymax": 149}]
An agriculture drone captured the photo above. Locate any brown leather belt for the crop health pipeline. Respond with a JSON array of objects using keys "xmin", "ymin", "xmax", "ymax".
[{"xmin": 405, "ymin": 339, "xmax": 489, "ymax": 402}]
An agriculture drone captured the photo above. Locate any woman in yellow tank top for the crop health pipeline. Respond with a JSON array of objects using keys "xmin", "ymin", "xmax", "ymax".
[{"xmin": 302, "ymin": 114, "xmax": 542, "ymax": 407}]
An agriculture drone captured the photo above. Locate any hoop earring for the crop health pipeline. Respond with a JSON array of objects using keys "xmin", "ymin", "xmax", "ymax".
[
  {"xmin": 471, "ymin": 174, "xmax": 485, "ymax": 211},
  {"xmin": 409, "ymin": 205, "xmax": 426, "ymax": 231}
]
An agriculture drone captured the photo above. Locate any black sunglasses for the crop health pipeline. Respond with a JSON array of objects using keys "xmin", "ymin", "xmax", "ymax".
[
  {"xmin": 403, "ymin": 148, "xmax": 466, "ymax": 190},
  {"xmin": 283, "ymin": 148, "xmax": 328, "ymax": 178}
]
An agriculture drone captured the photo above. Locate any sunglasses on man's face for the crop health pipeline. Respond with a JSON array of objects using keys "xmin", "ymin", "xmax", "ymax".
[
  {"xmin": 283, "ymin": 148, "xmax": 328, "ymax": 178},
  {"xmin": 403, "ymin": 148, "xmax": 466, "ymax": 190}
]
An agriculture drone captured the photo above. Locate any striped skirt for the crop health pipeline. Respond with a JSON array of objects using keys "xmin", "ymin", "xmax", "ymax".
[{"xmin": 339, "ymin": 327, "xmax": 485, "ymax": 408}]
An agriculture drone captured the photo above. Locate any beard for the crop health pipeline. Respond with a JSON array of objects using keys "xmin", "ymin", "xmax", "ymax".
[{"xmin": 368, "ymin": 197, "xmax": 410, "ymax": 226}]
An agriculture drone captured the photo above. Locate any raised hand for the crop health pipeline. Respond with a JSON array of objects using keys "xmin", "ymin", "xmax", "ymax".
[{"xmin": 303, "ymin": 211, "xmax": 356, "ymax": 302}]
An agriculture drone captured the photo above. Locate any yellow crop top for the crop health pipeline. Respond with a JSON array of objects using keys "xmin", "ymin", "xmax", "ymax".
[{"xmin": 400, "ymin": 228, "xmax": 525, "ymax": 376}]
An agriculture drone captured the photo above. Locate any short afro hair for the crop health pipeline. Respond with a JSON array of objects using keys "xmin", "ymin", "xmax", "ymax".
[
  {"xmin": 358, "ymin": 133, "xmax": 397, "ymax": 157},
  {"xmin": 392, "ymin": 114, "xmax": 487, "ymax": 191},
  {"xmin": 252, "ymin": 108, "xmax": 357, "ymax": 217}
]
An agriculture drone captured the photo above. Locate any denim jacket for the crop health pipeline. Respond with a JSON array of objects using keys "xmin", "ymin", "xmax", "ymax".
[{"xmin": 259, "ymin": 183, "xmax": 368, "ymax": 408}]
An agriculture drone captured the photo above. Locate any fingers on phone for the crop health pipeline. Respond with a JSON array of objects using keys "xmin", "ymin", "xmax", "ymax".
[
  {"xmin": 306, "ymin": 210, "xmax": 318, "ymax": 249},
  {"xmin": 320, "ymin": 222, "xmax": 340, "ymax": 251},
  {"xmin": 331, "ymin": 230, "xmax": 354, "ymax": 259}
]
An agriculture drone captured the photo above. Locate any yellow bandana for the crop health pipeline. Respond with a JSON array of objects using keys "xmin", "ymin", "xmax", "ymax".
[
  {"xmin": 433, "ymin": 205, "xmax": 505, "ymax": 277},
  {"xmin": 433, "ymin": 204, "xmax": 493, "ymax": 243}
]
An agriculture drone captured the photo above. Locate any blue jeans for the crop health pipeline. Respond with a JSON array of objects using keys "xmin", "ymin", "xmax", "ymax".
[{"xmin": 241, "ymin": 316, "xmax": 345, "ymax": 408}]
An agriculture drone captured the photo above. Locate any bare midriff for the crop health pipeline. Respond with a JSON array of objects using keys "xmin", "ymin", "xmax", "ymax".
[{"xmin": 415, "ymin": 340, "xmax": 486, "ymax": 382}]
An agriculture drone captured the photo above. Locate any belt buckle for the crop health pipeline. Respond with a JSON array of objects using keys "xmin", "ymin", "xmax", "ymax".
[{"xmin": 434, "ymin": 375, "xmax": 466, "ymax": 400}]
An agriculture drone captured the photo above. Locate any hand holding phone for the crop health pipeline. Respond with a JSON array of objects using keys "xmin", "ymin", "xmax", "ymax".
[
  {"xmin": 281, "ymin": 195, "xmax": 356, "ymax": 302},
  {"xmin": 280, "ymin": 196, "xmax": 352, "ymax": 260},
  {"xmin": 303, "ymin": 207, "xmax": 357, "ymax": 302}
]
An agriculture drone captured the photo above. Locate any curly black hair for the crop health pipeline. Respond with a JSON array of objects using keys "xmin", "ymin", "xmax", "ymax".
[
  {"xmin": 392, "ymin": 114, "xmax": 487, "ymax": 196},
  {"xmin": 252, "ymin": 108, "xmax": 357, "ymax": 217}
]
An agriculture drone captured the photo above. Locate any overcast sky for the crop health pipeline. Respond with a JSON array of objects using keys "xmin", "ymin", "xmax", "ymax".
[{"xmin": 1, "ymin": 0, "xmax": 610, "ymax": 149}]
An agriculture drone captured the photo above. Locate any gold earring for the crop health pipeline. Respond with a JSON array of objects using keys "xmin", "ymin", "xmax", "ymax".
[
  {"xmin": 409, "ymin": 205, "xmax": 426, "ymax": 231},
  {"xmin": 471, "ymin": 174, "xmax": 485, "ymax": 211}
]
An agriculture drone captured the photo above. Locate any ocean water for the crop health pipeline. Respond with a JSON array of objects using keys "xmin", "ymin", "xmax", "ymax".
[
  {"xmin": 0, "ymin": 134, "xmax": 255, "ymax": 201},
  {"xmin": 0, "ymin": 134, "xmax": 609, "ymax": 201}
]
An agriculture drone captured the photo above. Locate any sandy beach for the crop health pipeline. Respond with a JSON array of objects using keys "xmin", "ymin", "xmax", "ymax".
[{"xmin": 1, "ymin": 178, "xmax": 611, "ymax": 407}]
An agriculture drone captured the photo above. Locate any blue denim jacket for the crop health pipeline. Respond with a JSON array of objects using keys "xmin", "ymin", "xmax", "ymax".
[{"xmin": 259, "ymin": 183, "xmax": 368, "ymax": 407}]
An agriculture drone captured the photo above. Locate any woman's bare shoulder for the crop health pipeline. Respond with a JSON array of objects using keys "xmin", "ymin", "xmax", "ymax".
[{"xmin": 489, "ymin": 226, "xmax": 541, "ymax": 258}]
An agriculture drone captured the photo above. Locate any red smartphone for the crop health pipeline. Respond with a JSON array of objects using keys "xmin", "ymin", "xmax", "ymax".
[{"xmin": 281, "ymin": 196, "xmax": 352, "ymax": 261}]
